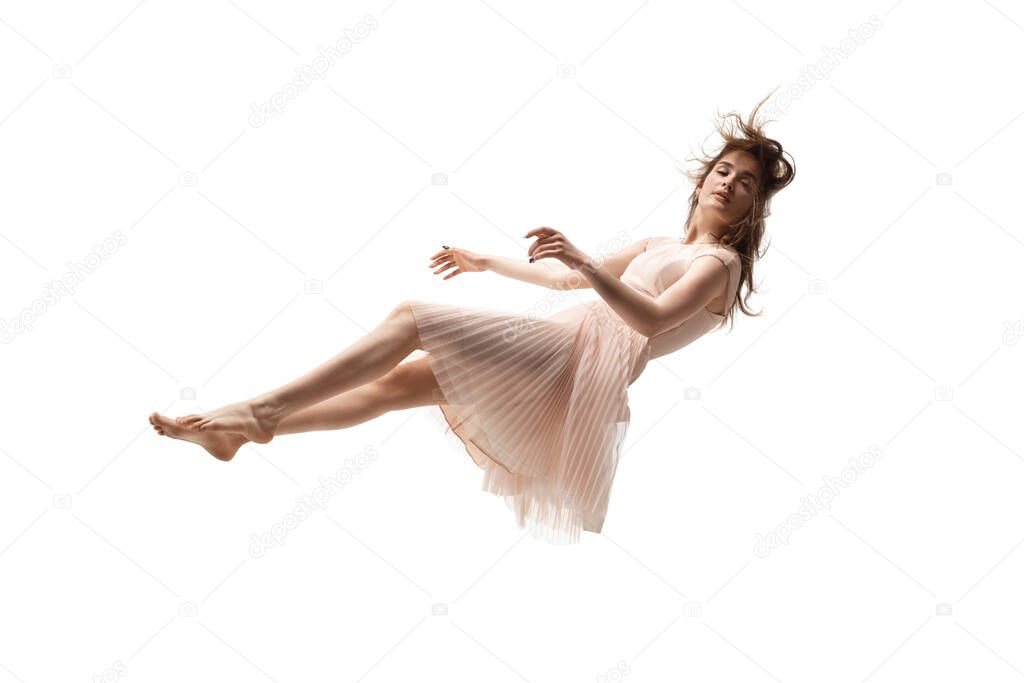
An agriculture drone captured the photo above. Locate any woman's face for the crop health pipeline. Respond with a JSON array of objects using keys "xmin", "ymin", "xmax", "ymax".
[{"xmin": 698, "ymin": 150, "xmax": 763, "ymax": 225}]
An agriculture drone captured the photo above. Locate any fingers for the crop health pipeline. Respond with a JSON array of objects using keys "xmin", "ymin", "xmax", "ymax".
[
  {"xmin": 434, "ymin": 261, "xmax": 456, "ymax": 275},
  {"xmin": 524, "ymin": 227, "xmax": 555, "ymax": 239},
  {"xmin": 527, "ymin": 235, "xmax": 559, "ymax": 258},
  {"xmin": 429, "ymin": 250, "xmax": 452, "ymax": 268},
  {"xmin": 429, "ymin": 245, "xmax": 453, "ymax": 260},
  {"xmin": 443, "ymin": 269, "xmax": 462, "ymax": 280},
  {"xmin": 531, "ymin": 249, "xmax": 556, "ymax": 264},
  {"xmin": 428, "ymin": 247, "xmax": 457, "ymax": 278}
]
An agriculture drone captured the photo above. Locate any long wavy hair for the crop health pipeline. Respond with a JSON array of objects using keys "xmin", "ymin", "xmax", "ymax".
[{"xmin": 678, "ymin": 91, "xmax": 796, "ymax": 331}]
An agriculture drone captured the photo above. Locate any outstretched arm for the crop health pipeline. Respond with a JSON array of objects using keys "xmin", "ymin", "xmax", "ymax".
[
  {"xmin": 483, "ymin": 234, "xmax": 650, "ymax": 290},
  {"xmin": 482, "ymin": 254, "xmax": 589, "ymax": 290},
  {"xmin": 430, "ymin": 234, "xmax": 650, "ymax": 292},
  {"xmin": 429, "ymin": 245, "xmax": 585, "ymax": 290}
]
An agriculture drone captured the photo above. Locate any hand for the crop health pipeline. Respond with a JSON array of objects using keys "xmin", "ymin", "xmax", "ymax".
[
  {"xmin": 524, "ymin": 227, "xmax": 591, "ymax": 271},
  {"xmin": 429, "ymin": 245, "xmax": 486, "ymax": 280}
]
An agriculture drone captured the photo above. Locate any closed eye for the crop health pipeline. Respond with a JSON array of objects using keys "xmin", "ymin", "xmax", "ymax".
[{"xmin": 717, "ymin": 169, "xmax": 753, "ymax": 189}]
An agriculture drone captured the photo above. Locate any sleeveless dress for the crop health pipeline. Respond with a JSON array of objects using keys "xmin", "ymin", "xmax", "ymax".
[{"xmin": 408, "ymin": 236, "xmax": 742, "ymax": 544}]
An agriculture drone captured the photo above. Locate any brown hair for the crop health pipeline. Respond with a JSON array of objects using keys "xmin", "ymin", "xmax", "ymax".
[{"xmin": 678, "ymin": 91, "xmax": 796, "ymax": 331}]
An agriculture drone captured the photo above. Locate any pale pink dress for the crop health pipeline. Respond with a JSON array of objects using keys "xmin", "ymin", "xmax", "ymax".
[{"xmin": 408, "ymin": 236, "xmax": 742, "ymax": 544}]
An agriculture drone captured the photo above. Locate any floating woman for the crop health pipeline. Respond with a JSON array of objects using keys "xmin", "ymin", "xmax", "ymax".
[{"xmin": 149, "ymin": 93, "xmax": 795, "ymax": 544}]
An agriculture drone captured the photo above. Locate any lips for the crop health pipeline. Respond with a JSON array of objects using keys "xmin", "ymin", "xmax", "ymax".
[{"xmin": 712, "ymin": 192, "xmax": 730, "ymax": 204}]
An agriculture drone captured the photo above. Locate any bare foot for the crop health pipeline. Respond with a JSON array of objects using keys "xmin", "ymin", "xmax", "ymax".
[
  {"xmin": 150, "ymin": 412, "xmax": 248, "ymax": 461},
  {"xmin": 175, "ymin": 399, "xmax": 278, "ymax": 444}
]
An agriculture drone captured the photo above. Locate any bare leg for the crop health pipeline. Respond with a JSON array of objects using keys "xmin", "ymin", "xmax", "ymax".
[
  {"xmin": 169, "ymin": 301, "xmax": 423, "ymax": 443},
  {"xmin": 272, "ymin": 384, "xmax": 390, "ymax": 435},
  {"xmin": 151, "ymin": 355, "xmax": 442, "ymax": 460},
  {"xmin": 276, "ymin": 356, "xmax": 441, "ymax": 434}
]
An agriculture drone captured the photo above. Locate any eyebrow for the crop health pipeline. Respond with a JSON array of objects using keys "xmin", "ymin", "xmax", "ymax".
[{"xmin": 717, "ymin": 161, "xmax": 759, "ymax": 182}]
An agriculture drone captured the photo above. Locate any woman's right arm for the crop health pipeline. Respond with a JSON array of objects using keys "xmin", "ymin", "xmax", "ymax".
[
  {"xmin": 482, "ymin": 254, "xmax": 589, "ymax": 290},
  {"xmin": 431, "ymin": 236, "xmax": 651, "ymax": 290},
  {"xmin": 482, "ymin": 234, "xmax": 652, "ymax": 290}
]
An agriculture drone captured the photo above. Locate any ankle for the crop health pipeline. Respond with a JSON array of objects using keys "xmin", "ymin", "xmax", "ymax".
[{"xmin": 251, "ymin": 396, "xmax": 285, "ymax": 423}]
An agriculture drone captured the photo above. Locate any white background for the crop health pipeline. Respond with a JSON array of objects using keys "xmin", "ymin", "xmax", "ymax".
[{"xmin": 1, "ymin": 0, "xmax": 1022, "ymax": 680}]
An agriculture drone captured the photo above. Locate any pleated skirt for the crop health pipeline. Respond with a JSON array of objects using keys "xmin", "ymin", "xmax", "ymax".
[{"xmin": 408, "ymin": 298, "xmax": 652, "ymax": 544}]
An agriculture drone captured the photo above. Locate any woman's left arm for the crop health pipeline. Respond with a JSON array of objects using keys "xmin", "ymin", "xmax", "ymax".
[{"xmin": 526, "ymin": 227, "xmax": 659, "ymax": 336}]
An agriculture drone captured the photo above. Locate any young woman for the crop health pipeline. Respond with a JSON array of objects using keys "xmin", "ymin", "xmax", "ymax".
[{"xmin": 150, "ymin": 95, "xmax": 795, "ymax": 544}]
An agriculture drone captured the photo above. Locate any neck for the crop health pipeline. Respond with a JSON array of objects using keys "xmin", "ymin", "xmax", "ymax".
[{"xmin": 681, "ymin": 209, "xmax": 729, "ymax": 245}]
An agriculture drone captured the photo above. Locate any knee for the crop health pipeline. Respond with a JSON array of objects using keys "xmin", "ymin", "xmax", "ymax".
[
  {"xmin": 387, "ymin": 300, "xmax": 416, "ymax": 322},
  {"xmin": 388, "ymin": 300, "xmax": 423, "ymax": 349}
]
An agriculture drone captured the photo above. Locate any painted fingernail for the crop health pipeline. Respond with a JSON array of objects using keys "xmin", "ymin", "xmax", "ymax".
[
  {"xmin": 529, "ymin": 257, "xmax": 534, "ymax": 263},
  {"xmin": 442, "ymin": 245, "xmax": 449, "ymax": 249}
]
